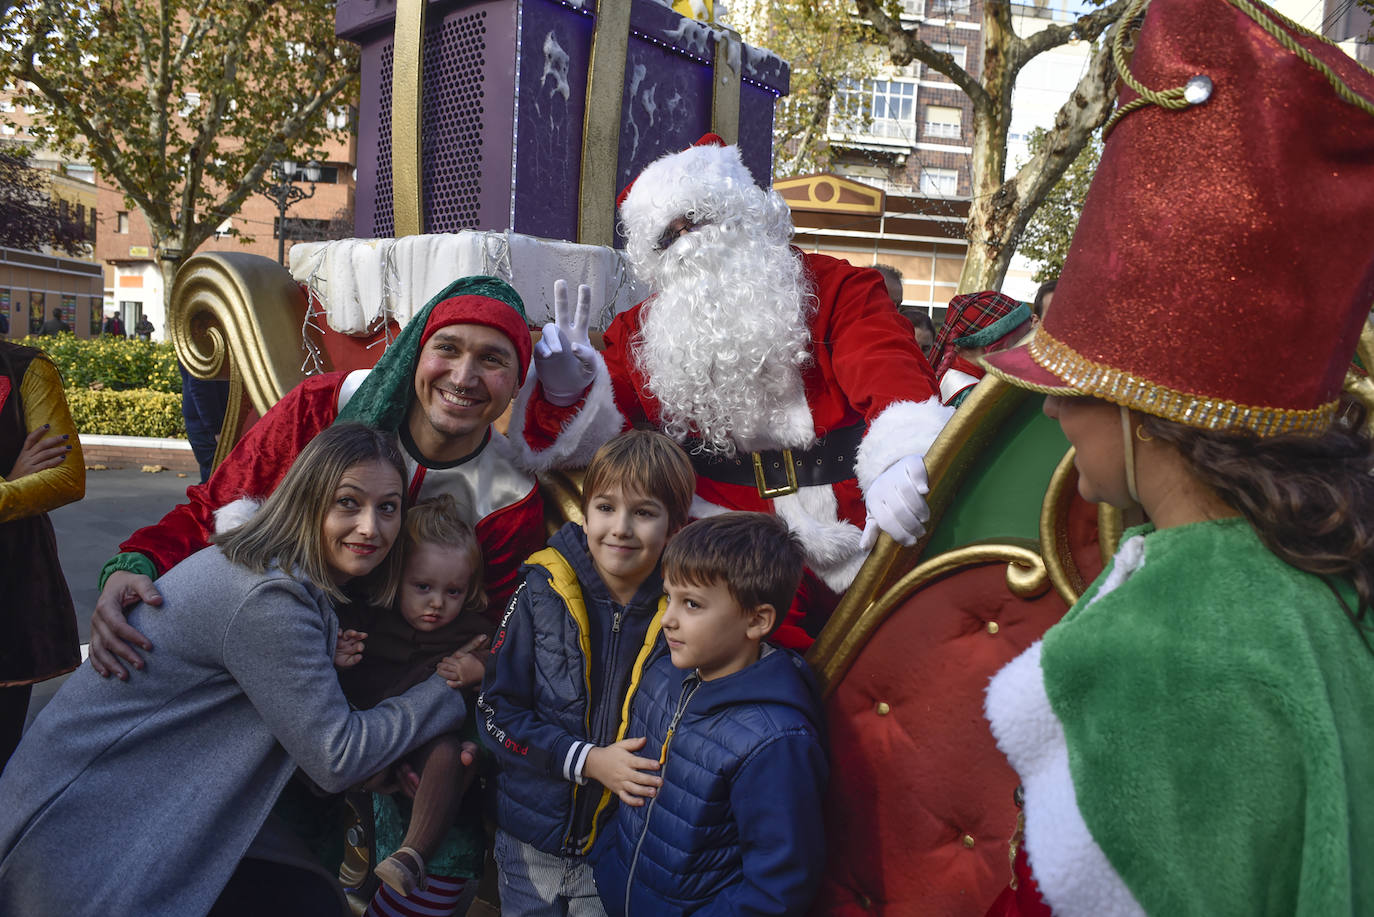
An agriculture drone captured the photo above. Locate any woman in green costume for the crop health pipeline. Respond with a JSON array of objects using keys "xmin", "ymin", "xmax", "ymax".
[{"xmin": 978, "ymin": 0, "xmax": 1374, "ymax": 915}]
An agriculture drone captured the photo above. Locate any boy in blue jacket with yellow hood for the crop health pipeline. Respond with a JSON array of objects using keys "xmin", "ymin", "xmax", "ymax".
[
  {"xmin": 594, "ymin": 512, "xmax": 828, "ymax": 916},
  {"xmin": 479, "ymin": 430, "xmax": 696, "ymax": 915}
]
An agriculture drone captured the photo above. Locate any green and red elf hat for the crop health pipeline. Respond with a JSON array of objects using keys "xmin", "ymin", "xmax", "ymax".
[
  {"xmin": 336, "ymin": 275, "xmax": 530, "ymax": 432},
  {"xmin": 930, "ymin": 291, "xmax": 1031, "ymax": 379},
  {"xmin": 983, "ymin": 0, "xmax": 1374, "ymax": 437}
]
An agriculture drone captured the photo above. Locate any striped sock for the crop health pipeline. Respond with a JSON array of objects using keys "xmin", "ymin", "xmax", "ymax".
[{"xmin": 363, "ymin": 874, "xmax": 469, "ymax": 917}]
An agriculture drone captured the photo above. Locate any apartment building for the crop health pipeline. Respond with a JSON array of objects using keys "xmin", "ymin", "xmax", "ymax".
[
  {"xmin": 783, "ymin": 0, "xmax": 997, "ymax": 322},
  {"xmin": 0, "ymin": 86, "xmax": 103, "ymax": 338},
  {"xmin": 98, "ymin": 119, "xmax": 357, "ymax": 340}
]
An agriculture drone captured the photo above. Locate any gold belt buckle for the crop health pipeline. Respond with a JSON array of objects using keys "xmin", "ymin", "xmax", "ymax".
[{"xmin": 752, "ymin": 449, "xmax": 798, "ymax": 499}]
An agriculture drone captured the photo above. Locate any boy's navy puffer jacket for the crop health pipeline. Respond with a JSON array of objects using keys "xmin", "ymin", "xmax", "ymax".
[
  {"xmin": 478, "ymin": 522, "xmax": 665, "ymax": 856},
  {"xmin": 593, "ymin": 646, "xmax": 829, "ymax": 916}
]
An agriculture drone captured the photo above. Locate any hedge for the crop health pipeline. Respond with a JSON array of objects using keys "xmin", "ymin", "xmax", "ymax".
[
  {"xmin": 66, "ymin": 388, "xmax": 187, "ymax": 438},
  {"xmin": 16, "ymin": 333, "xmax": 182, "ymax": 394}
]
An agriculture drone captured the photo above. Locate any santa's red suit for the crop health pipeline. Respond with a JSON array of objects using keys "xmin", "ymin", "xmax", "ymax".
[{"xmin": 514, "ymin": 251, "xmax": 948, "ymax": 649}]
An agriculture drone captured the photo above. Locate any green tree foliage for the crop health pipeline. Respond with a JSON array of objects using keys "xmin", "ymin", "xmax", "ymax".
[
  {"xmin": 732, "ymin": 0, "xmax": 879, "ymax": 176},
  {"xmin": 0, "ymin": 0, "xmax": 358, "ymax": 306},
  {"xmin": 66, "ymin": 388, "xmax": 187, "ymax": 437},
  {"xmin": 18, "ymin": 332, "xmax": 182, "ymax": 392},
  {"xmin": 0, "ymin": 143, "xmax": 90, "ymax": 255},
  {"xmin": 1017, "ymin": 127, "xmax": 1101, "ymax": 282}
]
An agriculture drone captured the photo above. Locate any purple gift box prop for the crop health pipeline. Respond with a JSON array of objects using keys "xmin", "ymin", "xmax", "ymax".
[{"xmin": 338, "ymin": 0, "xmax": 789, "ymax": 246}]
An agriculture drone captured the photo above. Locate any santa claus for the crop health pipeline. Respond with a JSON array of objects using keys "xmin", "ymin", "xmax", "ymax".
[{"xmin": 512, "ymin": 135, "xmax": 951, "ymax": 648}]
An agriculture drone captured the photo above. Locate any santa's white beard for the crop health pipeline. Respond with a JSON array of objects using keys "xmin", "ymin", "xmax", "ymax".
[{"xmin": 631, "ymin": 225, "xmax": 816, "ymax": 456}]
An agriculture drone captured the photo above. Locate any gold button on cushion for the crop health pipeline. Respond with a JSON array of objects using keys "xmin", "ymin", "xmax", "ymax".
[
  {"xmin": 875, "ymin": 701, "xmax": 890, "ymax": 716},
  {"xmin": 986, "ymin": 621, "xmax": 1000, "ymax": 635},
  {"xmin": 962, "ymin": 834, "xmax": 975, "ymax": 848}
]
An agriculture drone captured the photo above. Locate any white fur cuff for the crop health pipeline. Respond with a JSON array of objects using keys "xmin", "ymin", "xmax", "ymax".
[
  {"xmin": 985, "ymin": 644, "xmax": 1145, "ymax": 917},
  {"xmin": 508, "ymin": 352, "xmax": 625, "ymax": 473},
  {"xmin": 214, "ymin": 497, "xmax": 263, "ymax": 534},
  {"xmin": 853, "ymin": 397, "xmax": 954, "ymax": 493}
]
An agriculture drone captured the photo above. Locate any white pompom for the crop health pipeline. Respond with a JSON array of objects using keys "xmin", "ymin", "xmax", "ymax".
[{"xmin": 213, "ymin": 497, "xmax": 263, "ymax": 534}]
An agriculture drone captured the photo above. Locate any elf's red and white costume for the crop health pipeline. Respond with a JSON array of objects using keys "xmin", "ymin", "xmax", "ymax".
[
  {"xmin": 113, "ymin": 278, "xmax": 547, "ymax": 616},
  {"xmin": 512, "ymin": 138, "xmax": 950, "ymax": 647}
]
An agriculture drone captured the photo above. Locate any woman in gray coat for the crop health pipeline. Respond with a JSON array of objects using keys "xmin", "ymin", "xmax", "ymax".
[{"xmin": 0, "ymin": 423, "xmax": 466, "ymax": 917}]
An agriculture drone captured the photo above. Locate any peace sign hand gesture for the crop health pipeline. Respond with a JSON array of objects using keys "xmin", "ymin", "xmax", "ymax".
[{"xmin": 535, "ymin": 279, "xmax": 597, "ymax": 406}]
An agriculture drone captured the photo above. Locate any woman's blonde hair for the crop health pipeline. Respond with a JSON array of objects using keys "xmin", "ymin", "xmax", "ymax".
[
  {"xmin": 213, "ymin": 423, "xmax": 408, "ymax": 605},
  {"xmin": 402, "ymin": 494, "xmax": 487, "ymax": 617}
]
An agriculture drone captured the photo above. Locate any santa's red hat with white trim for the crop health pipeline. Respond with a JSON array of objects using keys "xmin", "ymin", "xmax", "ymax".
[{"xmin": 617, "ymin": 133, "xmax": 790, "ymax": 267}]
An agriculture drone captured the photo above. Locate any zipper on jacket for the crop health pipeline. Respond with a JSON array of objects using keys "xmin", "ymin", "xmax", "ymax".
[
  {"xmin": 566, "ymin": 600, "xmax": 627, "ymax": 851},
  {"xmin": 625, "ymin": 673, "xmax": 700, "ymax": 916},
  {"xmin": 593, "ymin": 603, "xmax": 626, "ymax": 745}
]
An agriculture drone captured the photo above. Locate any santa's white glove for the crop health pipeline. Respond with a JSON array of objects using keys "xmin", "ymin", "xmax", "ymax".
[
  {"xmin": 535, "ymin": 279, "xmax": 597, "ymax": 407},
  {"xmin": 860, "ymin": 454, "xmax": 932, "ymax": 551}
]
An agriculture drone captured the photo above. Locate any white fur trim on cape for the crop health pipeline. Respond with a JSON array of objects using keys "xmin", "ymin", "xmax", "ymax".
[
  {"xmin": 984, "ymin": 534, "xmax": 1153, "ymax": 917},
  {"xmin": 507, "ymin": 351, "xmax": 625, "ymax": 473},
  {"xmin": 854, "ymin": 397, "xmax": 954, "ymax": 494},
  {"xmin": 984, "ymin": 643, "xmax": 1145, "ymax": 917},
  {"xmin": 214, "ymin": 497, "xmax": 262, "ymax": 534},
  {"xmin": 336, "ymin": 368, "xmax": 370, "ymax": 414},
  {"xmin": 1091, "ymin": 533, "xmax": 1146, "ymax": 602}
]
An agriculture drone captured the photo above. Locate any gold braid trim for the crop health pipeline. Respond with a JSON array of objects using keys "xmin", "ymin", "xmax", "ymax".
[
  {"xmin": 1007, "ymin": 809, "xmax": 1026, "ymax": 890},
  {"xmin": 984, "ymin": 329, "xmax": 1339, "ymax": 437},
  {"xmin": 1105, "ymin": 0, "xmax": 1374, "ymax": 138}
]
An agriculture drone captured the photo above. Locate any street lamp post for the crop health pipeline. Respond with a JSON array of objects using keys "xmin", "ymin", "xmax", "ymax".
[{"xmin": 259, "ymin": 159, "xmax": 322, "ymax": 265}]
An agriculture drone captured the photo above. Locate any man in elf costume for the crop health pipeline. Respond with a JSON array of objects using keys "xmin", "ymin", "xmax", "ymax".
[
  {"xmin": 512, "ymin": 135, "xmax": 951, "ymax": 649},
  {"xmin": 88, "ymin": 276, "xmax": 547, "ymax": 679},
  {"xmin": 931, "ymin": 291, "xmax": 1033, "ymax": 408},
  {"xmin": 979, "ymin": 0, "xmax": 1374, "ymax": 913}
]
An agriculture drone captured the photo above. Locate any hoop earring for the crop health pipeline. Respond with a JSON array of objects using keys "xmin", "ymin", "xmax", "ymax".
[{"xmin": 1135, "ymin": 424, "xmax": 1154, "ymax": 443}]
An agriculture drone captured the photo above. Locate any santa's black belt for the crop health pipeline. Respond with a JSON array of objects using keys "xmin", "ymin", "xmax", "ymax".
[{"xmin": 686, "ymin": 423, "xmax": 864, "ymax": 500}]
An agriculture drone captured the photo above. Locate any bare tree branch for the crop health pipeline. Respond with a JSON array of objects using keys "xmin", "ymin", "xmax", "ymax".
[
  {"xmin": 1014, "ymin": 0, "xmax": 1132, "ymax": 71},
  {"xmin": 853, "ymin": 0, "xmax": 992, "ymax": 111},
  {"xmin": 1002, "ymin": 23, "xmax": 1119, "ymax": 249}
]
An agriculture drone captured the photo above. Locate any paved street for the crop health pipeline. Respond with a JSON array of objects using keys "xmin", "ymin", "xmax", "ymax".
[{"xmin": 27, "ymin": 465, "xmax": 195, "ymax": 725}]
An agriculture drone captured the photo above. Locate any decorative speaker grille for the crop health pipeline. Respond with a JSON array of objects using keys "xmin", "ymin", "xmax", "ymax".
[
  {"xmin": 374, "ymin": 43, "xmax": 395, "ymax": 237},
  {"xmin": 423, "ymin": 11, "xmax": 487, "ymax": 233},
  {"xmin": 372, "ymin": 9, "xmax": 488, "ymax": 237}
]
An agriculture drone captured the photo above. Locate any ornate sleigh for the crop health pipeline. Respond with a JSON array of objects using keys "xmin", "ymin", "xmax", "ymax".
[
  {"xmin": 169, "ymin": 240, "xmax": 1374, "ymax": 916},
  {"xmin": 168, "ymin": 244, "xmax": 1099, "ymax": 916},
  {"xmin": 166, "ymin": 0, "xmax": 1374, "ymax": 911}
]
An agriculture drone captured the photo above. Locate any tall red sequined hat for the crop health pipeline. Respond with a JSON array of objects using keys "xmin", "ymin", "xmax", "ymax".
[{"xmin": 984, "ymin": 0, "xmax": 1374, "ymax": 436}]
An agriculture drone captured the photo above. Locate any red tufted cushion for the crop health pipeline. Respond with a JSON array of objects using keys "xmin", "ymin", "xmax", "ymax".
[{"xmin": 811, "ymin": 562, "xmax": 1071, "ymax": 916}]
